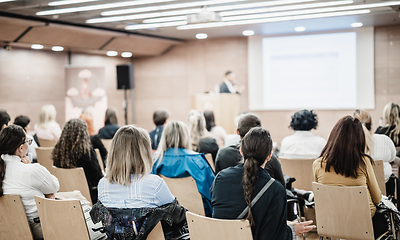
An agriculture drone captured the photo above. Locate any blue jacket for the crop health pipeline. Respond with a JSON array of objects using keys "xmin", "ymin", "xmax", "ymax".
[{"xmin": 152, "ymin": 148, "xmax": 215, "ymax": 216}]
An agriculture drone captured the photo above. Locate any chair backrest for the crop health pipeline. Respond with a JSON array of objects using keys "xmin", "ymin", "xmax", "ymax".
[
  {"xmin": 0, "ymin": 195, "xmax": 33, "ymax": 240},
  {"xmin": 100, "ymin": 139, "xmax": 112, "ymax": 152},
  {"xmin": 146, "ymin": 222, "xmax": 164, "ymax": 240},
  {"xmin": 186, "ymin": 212, "xmax": 252, "ymax": 240},
  {"xmin": 94, "ymin": 149, "xmax": 105, "ymax": 174},
  {"xmin": 52, "ymin": 167, "xmax": 92, "ymax": 205},
  {"xmin": 38, "ymin": 138, "xmax": 57, "ymax": 148},
  {"xmin": 204, "ymin": 153, "xmax": 215, "ymax": 172},
  {"xmin": 372, "ymin": 160, "xmax": 386, "ymax": 195},
  {"xmin": 279, "ymin": 158, "xmax": 315, "ymax": 191},
  {"xmin": 36, "ymin": 147, "xmax": 54, "ymax": 174},
  {"xmin": 159, "ymin": 175, "xmax": 205, "ymax": 216},
  {"xmin": 34, "ymin": 196, "xmax": 90, "ymax": 240},
  {"xmin": 312, "ymin": 182, "xmax": 374, "ymax": 240}
]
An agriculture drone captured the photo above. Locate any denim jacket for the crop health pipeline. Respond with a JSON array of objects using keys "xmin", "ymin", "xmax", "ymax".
[{"xmin": 90, "ymin": 198, "xmax": 189, "ymax": 240}]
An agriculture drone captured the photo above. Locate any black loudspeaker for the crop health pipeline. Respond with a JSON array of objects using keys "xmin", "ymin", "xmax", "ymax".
[{"xmin": 116, "ymin": 64, "xmax": 134, "ymax": 89}]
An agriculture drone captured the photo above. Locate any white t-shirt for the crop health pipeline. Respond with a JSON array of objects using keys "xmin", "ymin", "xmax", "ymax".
[
  {"xmin": 34, "ymin": 121, "xmax": 62, "ymax": 140},
  {"xmin": 280, "ymin": 131, "xmax": 326, "ymax": 159},
  {"xmin": 371, "ymin": 134, "xmax": 396, "ymax": 182}
]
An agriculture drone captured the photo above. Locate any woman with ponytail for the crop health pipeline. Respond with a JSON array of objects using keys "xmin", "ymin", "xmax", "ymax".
[
  {"xmin": 0, "ymin": 125, "xmax": 59, "ymax": 239},
  {"xmin": 211, "ymin": 127, "xmax": 314, "ymax": 240}
]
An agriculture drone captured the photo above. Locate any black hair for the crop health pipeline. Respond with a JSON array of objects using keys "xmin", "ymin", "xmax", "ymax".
[
  {"xmin": 153, "ymin": 109, "xmax": 170, "ymax": 126},
  {"xmin": 14, "ymin": 115, "xmax": 31, "ymax": 129},
  {"xmin": 204, "ymin": 110, "xmax": 215, "ymax": 132},
  {"xmin": 0, "ymin": 110, "xmax": 10, "ymax": 128},
  {"xmin": 289, "ymin": 109, "xmax": 318, "ymax": 131},
  {"xmin": 225, "ymin": 71, "xmax": 232, "ymax": 76},
  {"xmin": 237, "ymin": 113, "xmax": 262, "ymax": 138}
]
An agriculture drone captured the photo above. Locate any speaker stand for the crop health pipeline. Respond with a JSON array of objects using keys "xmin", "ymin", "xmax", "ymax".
[{"xmin": 123, "ymin": 87, "xmax": 128, "ymax": 125}]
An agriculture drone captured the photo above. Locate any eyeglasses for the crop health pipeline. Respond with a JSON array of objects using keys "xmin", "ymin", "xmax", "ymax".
[{"xmin": 25, "ymin": 139, "xmax": 33, "ymax": 146}]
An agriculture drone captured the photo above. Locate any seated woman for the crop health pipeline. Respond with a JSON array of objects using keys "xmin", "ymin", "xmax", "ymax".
[
  {"xmin": 313, "ymin": 116, "xmax": 384, "ymax": 239},
  {"xmin": 14, "ymin": 115, "xmax": 39, "ymax": 162},
  {"xmin": 204, "ymin": 110, "xmax": 227, "ymax": 146},
  {"xmin": 211, "ymin": 127, "xmax": 314, "ymax": 240},
  {"xmin": 280, "ymin": 109, "xmax": 326, "ymax": 159},
  {"xmin": 375, "ymin": 102, "xmax": 400, "ymax": 148},
  {"xmin": 0, "ymin": 125, "xmax": 59, "ymax": 239},
  {"xmin": 152, "ymin": 120, "xmax": 215, "ymax": 216},
  {"xmin": 52, "ymin": 119, "xmax": 103, "ymax": 203},
  {"xmin": 90, "ymin": 125, "xmax": 188, "ymax": 240},
  {"xmin": 34, "ymin": 104, "xmax": 62, "ymax": 141},
  {"xmin": 188, "ymin": 110, "xmax": 219, "ymax": 162},
  {"xmin": 98, "ymin": 107, "xmax": 119, "ymax": 139}
]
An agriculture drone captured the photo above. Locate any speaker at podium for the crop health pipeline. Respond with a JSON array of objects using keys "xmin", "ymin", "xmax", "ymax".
[{"xmin": 191, "ymin": 93, "xmax": 239, "ymax": 134}]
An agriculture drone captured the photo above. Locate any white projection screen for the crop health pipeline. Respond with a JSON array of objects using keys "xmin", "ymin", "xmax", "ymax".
[{"xmin": 248, "ymin": 27, "xmax": 375, "ymax": 111}]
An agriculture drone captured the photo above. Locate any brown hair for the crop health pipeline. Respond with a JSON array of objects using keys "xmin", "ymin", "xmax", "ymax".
[
  {"xmin": 320, "ymin": 116, "xmax": 373, "ymax": 178},
  {"xmin": 241, "ymin": 127, "xmax": 273, "ymax": 225},
  {"xmin": 237, "ymin": 113, "xmax": 262, "ymax": 138}
]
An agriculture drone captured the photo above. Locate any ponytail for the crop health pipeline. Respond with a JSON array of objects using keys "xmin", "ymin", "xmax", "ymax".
[{"xmin": 243, "ymin": 157, "xmax": 258, "ymax": 225}]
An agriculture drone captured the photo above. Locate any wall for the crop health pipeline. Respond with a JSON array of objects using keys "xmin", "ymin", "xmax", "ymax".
[
  {"xmin": 0, "ymin": 48, "xmax": 132, "ymax": 130},
  {"xmin": 133, "ymin": 26, "xmax": 400, "ymax": 145}
]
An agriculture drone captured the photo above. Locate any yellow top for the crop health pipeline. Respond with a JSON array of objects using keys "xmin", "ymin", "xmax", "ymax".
[{"xmin": 313, "ymin": 157, "xmax": 382, "ymax": 217}]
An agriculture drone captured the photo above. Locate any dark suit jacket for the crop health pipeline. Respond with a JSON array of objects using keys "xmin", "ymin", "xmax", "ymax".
[{"xmin": 220, "ymin": 81, "xmax": 232, "ymax": 93}]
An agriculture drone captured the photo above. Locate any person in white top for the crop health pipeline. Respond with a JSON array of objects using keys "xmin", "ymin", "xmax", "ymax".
[
  {"xmin": 204, "ymin": 110, "xmax": 227, "ymax": 146},
  {"xmin": 354, "ymin": 109, "xmax": 397, "ymax": 184},
  {"xmin": 280, "ymin": 110, "xmax": 326, "ymax": 159},
  {"xmin": 13, "ymin": 115, "xmax": 38, "ymax": 162},
  {"xmin": 34, "ymin": 104, "xmax": 62, "ymax": 140},
  {"xmin": 0, "ymin": 125, "xmax": 59, "ymax": 239}
]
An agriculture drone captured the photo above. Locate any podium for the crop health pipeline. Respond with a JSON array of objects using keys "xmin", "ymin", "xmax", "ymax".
[{"xmin": 191, "ymin": 93, "xmax": 240, "ymax": 134}]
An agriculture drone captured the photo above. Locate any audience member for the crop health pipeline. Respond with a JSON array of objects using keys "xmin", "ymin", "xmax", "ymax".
[
  {"xmin": 204, "ymin": 110, "xmax": 227, "ymax": 146},
  {"xmin": 188, "ymin": 110, "xmax": 219, "ymax": 161},
  {"xmin": 211, "ymin": 127, "xmax": 315, "ymax": 240},
  {"xmin": 52, "ymin": 119, "xmax": 103, "ymax": 203},
  {"xmin": 14, "ymin": 115, "xmax": 39, "ymax": 162},
  {"xmin": 313, "ymin": 116, "xmax": 383, "ymax": 238},
  {"xmin": 149, "ymin": 108, "xmax": 169, "ymax": 150},
  {"xmin": 98, "ymin": 107, "xmax": 119, "ymax": 139},
  {"xmin": 214, "ymin": 113, "xmax": 285, "ymax": 187},
  {"xmin": 280, "ymin": 110, "xmax": 326, "ymax": 159},
  {"xmin": 34, "ymin": 104, "xmax": 62, "ymax": 140},
  {"xmin": 80, "ymin": 107, "xmax": 95, "ymax": 135},
  {"xmin": 0, "ymin": 125, "xmax": 59, "ymax": 239},
  {"xmin": 375, "ymin": 102, "xmax": 400, "ymax": 147},
  {"xmin": 223, "ymin": 113, "xmax": 242, "ymax": 147},
  {"xmin": 0, "ymin": 110, "xmax": 10, "ymax": 130},
  {"xmin": 91, "ymin": 125, "xmax": 188, "ymax": 240},
  {"xmin": 152, "ymin": 120, "xmax": 215, "ymax": 216}
]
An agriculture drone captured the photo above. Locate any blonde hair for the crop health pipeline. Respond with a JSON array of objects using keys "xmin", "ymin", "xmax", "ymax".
[
  {"xmin": 38, "ymin": 104, "xmax": 57, "ymax": 128},
  {"xmin": 382, "ymin": 103, "xmax": 400, "ymax": 145},
  {"xmin": 187, "ymin": 110, "xmax": 208, "ymax": 151},
  {"xmin": 354, "ymin": 109, "xmax": 374, "ymax": 155},
  {"xmin": 154, "ymin": 120, "xmax": 190, "ymax": 162},
  {"xmin": 80, "ymin": 108, "xmax": 95, "ymax": 135},
  {"xmin": 106, "ymin": 125, "xmax": 153, "ymax": 185}
]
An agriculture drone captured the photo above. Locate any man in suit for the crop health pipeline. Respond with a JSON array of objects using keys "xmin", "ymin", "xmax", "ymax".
[{"xmin": 219, "ymin": 71, "xmax": 244, "ymax": 94}]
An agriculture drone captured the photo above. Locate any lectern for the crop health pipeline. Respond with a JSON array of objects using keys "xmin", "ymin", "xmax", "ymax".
[{"xmin": 191, "ymin": 93, "xmax": 239, "ymax": 134}]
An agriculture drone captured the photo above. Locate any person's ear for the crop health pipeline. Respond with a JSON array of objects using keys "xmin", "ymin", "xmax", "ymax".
[
  {"xmin": 239, "ymin": 146, "xmax": 243, "ymax": 157},
  {"xmin": 15, "ymin": 144, "xmax": 24, "ymax": 156},
  {"xmin": 236, "ymin": 129, "xmax": 240, "ymax": 135},
  {"xmin": 266, "ymin": 152, "xmax": 272, "ymax": 162},
  {"xmin": 1, "ymin": 124, "xmax": 6, "ymax": 130}
]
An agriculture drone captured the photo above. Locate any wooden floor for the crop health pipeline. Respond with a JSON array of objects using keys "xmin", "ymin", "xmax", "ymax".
[{"xmin": 298, "ymin": 232, "xmax": 320, "ymax": 240}]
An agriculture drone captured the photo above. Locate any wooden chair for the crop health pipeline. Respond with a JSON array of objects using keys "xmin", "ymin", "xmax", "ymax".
[
  {"xmin": 372, "ymin": 160, "xmax": 386, "ymax": 195},
  {"xmin": 279, "ymin": 158, "xmax": 315, "ymax": 191},
  {"xmin": 160, "ymin": 175, "xmax": 205, "ymax": 216},
  {"xmin": 186, "ymin": 211, "xmax": 252, "ymax": 240},
  {"xmin": 52, "ymin": 166, "xmax": 92, "ymax": 205},
  {"xmin": 100, "ymin": 139, "xmax": 112, "ymax": 151},
  {"xmin": 147, "ymin": 222, "xmax": 165, "ymax": 240},
  {"xmin": 36, "ymin": 147, "xmax": 54, "ymax": 174},
  {"xmin": 95, "ymin": 149, "xmax": 105, "ymax": 174},
  {"xmin": 204, "ymin": 153, "xmax": 215, "ymax": 172},
  {"xmin": 0, "ymin": 195, "xmax": 33, "ymax": 240},
  {"xmin": 38, "ymin": 138, "xmax": 57, "ymax": 148},
  {"xmin": 313, "ymin": 182, "xmax": 375, "ymax": 240}
]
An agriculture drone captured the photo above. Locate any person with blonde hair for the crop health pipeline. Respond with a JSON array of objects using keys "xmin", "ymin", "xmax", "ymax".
[
  {"xmin": 34, "ymin": 104, "xmax": 62, "ymax": 140},
  {"xmin": 376, "ymin": 102, "xmax": 400, "ymax": 147},
  {"xmin": 152, "ymin": 120, "xmax": 215, "ymax": 216},
  {"xmin": 79, "ymin": 107, "xmax": 95, "ymax": 136},
  {"xmin": 91, "ymin": 125, "xmax": 189, "ymax": 240},
  {"xmin": 98, "ymin": 107, "xmax": 119, "ymax": 139},
  {"xmin": 187, "ymin": 110, "xmax": 219, "ymax": 161}
]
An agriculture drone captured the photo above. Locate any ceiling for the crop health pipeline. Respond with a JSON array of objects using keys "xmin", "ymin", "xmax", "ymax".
[{"xmin": 1, "ymin": 0, "xmax": 400, "ymax": 56}]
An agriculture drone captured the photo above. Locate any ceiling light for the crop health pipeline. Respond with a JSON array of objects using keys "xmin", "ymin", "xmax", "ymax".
[
  {"xmin": 196, "ymin": 33, "xmax": 208, "ymax": 39},
  {"xmin": 126, "ymin": 21, "xmax": 187, "ymax": 30},
  {"xmin": 351, "ymin": 22, "xmax": 363, "ymax": 27},
  {"xmin": 0, "ymin": 0, "xmax": 16, "ymax": 3},
  {"xmin": 209, "ymin": 0, "xmax": 316, "ymax": 12},
  {"xmin": 295, "ymin": 26, "xmax": 306, "ymax": 32},
  {"xmin": 106, "ymin": 51, "xmax": 118, "ymax": 56},
  {"xmin": 177, "ymin": 9, "xmax": 370, "ymax": 30},
  {"xmin": 101, "ymin": 0, "xmax": 245, "ymax": 16},
  {"xmin": 121, "ymin": 52, "xmax": 133, "ymax": 58},
  {"xmin": 52, "ymin": 46, "xmax": 64, "ymax": 51},
  {"xmin": 242, "ymin": 30, "xmax": 254, "ymax": 36},
  {"xmin": 219, "ymin": 0, "xmax": 352, "ymax": 17},
  {"xmin": 48, "ymin": 0, "xmax": 98, "ymax": 6},
  {"xmin": 143, "ymin": 16, "xmax": 187, "ymax": 23},
  {"xmin": 36, "ymin": 0, "xmax": 177, "ymax": 16},
  {"xmin": 31, "ymin": 44, "xmax": 43, "ymax": 49}
]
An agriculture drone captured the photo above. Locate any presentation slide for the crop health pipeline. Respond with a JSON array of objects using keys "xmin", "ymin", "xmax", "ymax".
[{"xmin": 262, "ymin": 32, "xmax": 357, "ymax": 110}]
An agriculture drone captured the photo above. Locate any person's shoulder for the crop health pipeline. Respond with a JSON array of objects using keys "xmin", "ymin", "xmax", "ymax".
[{"xmin": 313, "ymin": 157, "xmax": 323, "ymax": 167}]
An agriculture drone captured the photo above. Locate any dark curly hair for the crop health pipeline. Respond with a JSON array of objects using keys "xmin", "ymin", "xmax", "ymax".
[
  {"xmin": 289, "ymin": 110, "xmax": 318, "ymax": 131},
  {"xmin": 52, "ymin": 119, "xmax": 91, "ymax": 168}
]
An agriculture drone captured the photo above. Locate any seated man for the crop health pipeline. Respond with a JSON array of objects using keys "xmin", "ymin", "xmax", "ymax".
[{"xmin": 149, "ymin": 108, "xmax": 169, "ymax": 150}]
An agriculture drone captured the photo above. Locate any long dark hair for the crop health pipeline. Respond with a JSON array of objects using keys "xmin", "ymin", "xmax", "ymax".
[
  {"xmin": 320, "ymin": 116, "xmax": 373, "ymax": 178},
  {"xmin": 0, "ymin": 125, "xmax": 26, "ymax": 196},
  {"xmin": 241, "ymin": 127, "xmax": 273, "ymax": 225},
  {"xmin": 204, "ymin": 110, "xmax": 216, "ymax": 132}
]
